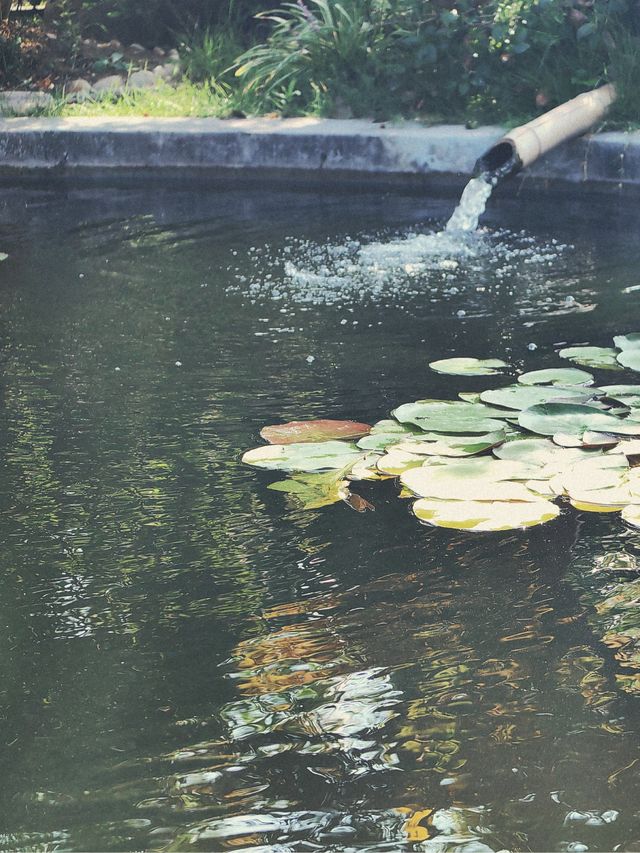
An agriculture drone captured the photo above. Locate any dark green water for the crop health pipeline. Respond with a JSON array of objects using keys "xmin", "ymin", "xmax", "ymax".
[{"xmin": 1, "ymin": 182, "xmax": 640, "ymax": 851}]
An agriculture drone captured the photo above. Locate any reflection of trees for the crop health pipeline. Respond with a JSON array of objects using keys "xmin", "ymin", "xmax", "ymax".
[{"xmin": 140, "ymin": 523, "xmax": 640, "ymax": 851}]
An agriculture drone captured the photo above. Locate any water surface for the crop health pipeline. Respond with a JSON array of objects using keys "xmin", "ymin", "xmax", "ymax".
[{"xmin": 0, "ymin": 182, "xmax": 640, "ymax": 851}]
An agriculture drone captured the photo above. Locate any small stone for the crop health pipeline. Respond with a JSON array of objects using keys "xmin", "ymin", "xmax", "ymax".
[
  {"xmin": 129, "ymin": 43, "xmax": 146, "ymax": 54},
  {"xmin": 152, "ymin": 64, "xmax": 165, "ymax": 76},
  {"xmin": 128, "ymin": 69, "xmax": 158, "ymax": 90},
  {"xmin": 66, "ymin": 78, "xmax": 92, "ymax": 95},
  {"xmin": 94, "ymin": 75, "xmax": 125, "ymax": 95},
  {"xmin": 156, "ymin": 63, "xmax": 180, "ymax": 82},
  {"xmin": 64, "ymin": 79, "xmax": 93, "ymax": 102},
  {"xmin": 0, "ymin": 91, "xmax": 54, "ymax": 116},
  {"xmin": 166, "ymin": 48, "xmax": 180, "ymax": 62},
  {"xmin": 152, "ymin": 46, "xmax": 165, "ymax": 58},
  {"xmin": 108, "ymin": 39, "xmax": 122, "ymax": 50}
]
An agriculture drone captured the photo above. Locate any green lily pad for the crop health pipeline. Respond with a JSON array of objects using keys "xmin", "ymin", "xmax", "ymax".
[
  {"xmin": 458, "ymin": 392, "xmax": 482, "ymax": 403},
  {"xmin": 357, "ymin": 433, "xmax": 409, "ymax": 451},
  {"xmin": 517, "ymin": 368, "xmax": 593, "ymax": 387},
  {"xmin": 614, "ymin": 333, "xmax": 640, "ymax": 350},
  {"xmin": 348, "ymin": 453, "xmax": 390, "ymax": 481},
  {"xmin": 260, "ymin": 419, "xmax": 371, "ymax": 444},
  {"xmin": 268, "ymin": 471, "xmax": 351, "ymax": 509},
  {"xmin": 559, "ymin": 346, "xmax": 621, "ymax": 369},
  {"xmin": 493, "ymin": 437, "xmax": 594, "ymax": 468},
  {"xmin": 376, "ymin": 448, "xmax": 426, "ymax": 476},
  {"xmin": 413, "ymin": 496, "xmax": 559, "ymax": 532},
  {"xmin": 481, "ymin": 384, "xmax": 592, "ymax": 411},
  {"xmin": 392, "ymin": 399, "xmax": 506, "ymax": 434},
  {"xmin": 429, "ymin": 357, "xmax": 508, "ymax": 376},
  {"xmin": 401, "ymin": 457, "xmax": 540, "ymax": 502},
  {"xmin": 396, "ymin": 430, "xmax": 506, "ymax": 458},
  {"xmin": 242, "ymin": 440, "xmax": 362, "ymax": 473},
  {"xmin": 622, "ymin": 505, "xmax": 640, "ymax": 528},
  {"xmin": 518, "ymin": 403, "xmax": 640, "ymax": 437},
  {"xmin": 370, "ymin": 419, "xmax": 420, "ymax": 435},
  {"xmin": 599, "ymin": 385, "xmax": 640, "ymax": 397},
  {"xmin": 617, "ymin": 350, "xmax": 640, "ymax": 372}
]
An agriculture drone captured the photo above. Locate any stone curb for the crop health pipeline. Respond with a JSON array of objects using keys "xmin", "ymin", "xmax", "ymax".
[{"xmin": 0, "ymin": 116, "xmax": 637, "ymax": 189}]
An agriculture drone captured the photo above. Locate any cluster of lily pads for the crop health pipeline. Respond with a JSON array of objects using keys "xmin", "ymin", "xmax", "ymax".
[{"xmin": 242, "ymin": 334, "xmax": 640, "ymax": 533}]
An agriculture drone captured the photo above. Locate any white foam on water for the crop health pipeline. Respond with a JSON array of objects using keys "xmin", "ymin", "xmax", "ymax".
[{"xmin": 356, "ymin": 175, "xmax": 494, "ymax": 273}]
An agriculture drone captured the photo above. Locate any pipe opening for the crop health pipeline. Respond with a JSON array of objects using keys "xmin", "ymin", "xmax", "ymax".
[{"xmin": 473, "ymin": 140, "xmax": 521, "ymax": 179}]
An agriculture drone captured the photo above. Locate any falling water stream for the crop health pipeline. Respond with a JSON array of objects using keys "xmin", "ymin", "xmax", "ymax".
[{"xmin": 445, "ymin": 174, "xmax": 496, "ymax": 233}]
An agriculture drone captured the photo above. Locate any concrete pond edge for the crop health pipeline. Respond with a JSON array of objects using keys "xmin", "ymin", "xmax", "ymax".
[{"xmin": 0, "ymin": 116, "xmax": 638, "ymax": 191}]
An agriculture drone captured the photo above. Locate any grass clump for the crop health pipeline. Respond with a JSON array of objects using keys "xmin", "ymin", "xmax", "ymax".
[{"xmin": 50, "ymin": 80, "xmax": 256, "ymax": 118}]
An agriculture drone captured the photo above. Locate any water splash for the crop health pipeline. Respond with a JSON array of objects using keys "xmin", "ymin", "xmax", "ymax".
[{"xmin": 445, "ymin": 174, "xmax": 496, "ymax": 233}]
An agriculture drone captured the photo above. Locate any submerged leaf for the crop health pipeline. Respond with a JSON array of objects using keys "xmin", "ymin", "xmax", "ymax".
[
  {"xmin": 429, "ymin": 357, "xmax": 508, "ymax": 376},
  {"xmin": 260, "ymin": 419, "xmax": 371, "ymax": 444},
  {"xmin": 268, "ymin": 471, "xmax": 351, "ymax": 509},
  {"xmin": 413, "ymin": 496, "xmax": 559, "ymax": 532}
]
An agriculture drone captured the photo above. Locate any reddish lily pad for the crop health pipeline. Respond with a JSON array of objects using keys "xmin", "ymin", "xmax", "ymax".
[{"xmin": 260, "ymin": 419, "xmax": 371, "ymax": 445}]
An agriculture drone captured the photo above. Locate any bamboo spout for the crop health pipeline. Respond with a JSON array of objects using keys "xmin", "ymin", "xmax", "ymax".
[{"xmin": 474, "ymin": 84, "xmax": 616, "ymax": 178}]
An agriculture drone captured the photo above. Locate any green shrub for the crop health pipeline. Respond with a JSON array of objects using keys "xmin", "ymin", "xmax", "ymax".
[{"xmin": 233, "ymin": 0, "xmax": 640, "ymax": 122}]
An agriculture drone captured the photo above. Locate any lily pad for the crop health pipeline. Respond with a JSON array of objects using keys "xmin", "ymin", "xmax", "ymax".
[
  {"xmin": 518, "ymin": 403, "xmax": 640, "ymax": 437},
  {"xmin": 260, "ymin": 419, "xmax": 371, "ymax": 444},
  {"xmin": 559, "ymin": 346, "xmax": 621, "ymax": 369},
  {"xmin": 376, "ymin": 448, "xmax": 426, "ymax": 476},
  {"xmin": 617, "ymin": 350, "xmax": 640, "ymax": 372},
  {"xmin": 396, "ymin": 430, "xmax": 505, "ymax": 458},
  {"xmin": 599, "ymin": 385, "xmax": 640, "ymax": 398},
  {"xmin": 517, "ymin": 368, "xmax": 593, "ymax": 386},
  {"xmin": 429, "ymin": 357, "xmax": 508, "ymax": 376},
  {"xmin": 401, "ymin": 458, "xmax": 540, "ymax": 502},
  {"xmin": 348, "ymin": 453, "xmax": 390, "ymax": 481},
  {"xmin": 614, "ymin": 333, "xmax": 640, "ymax": 350},
  {"xmin": 242, "ymin": 440, "xmax": 362, "ymax": 473},
  {"xmin": 370, "ymin": 419, "xmax": 419, "ymax": 435},
  {"xmin": 357, "ymin": 433, "xmax": 410, "ymax": 451},
  {"xmin": 481, "ymin": 384, "xmax": 592, "ymax": 411},
  {"xmin": 392, "ymin": 399, "xmax": 506, "ymax": 434},
  {"xmin": 413, "ymin": 496, "xmax": 559, "ymax": 532},
  {"xmin": 494, "ymin": 437, "xmax": 594, "ymax": 468},
  {"xmin": 622, "ymin": 505, "xmax": 640, "ymax": 529}
]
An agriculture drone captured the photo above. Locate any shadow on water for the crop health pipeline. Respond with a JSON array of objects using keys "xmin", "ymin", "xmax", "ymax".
[{"xmin": 0, "ymin": 184, "xmax": 639, "ymax": 850}]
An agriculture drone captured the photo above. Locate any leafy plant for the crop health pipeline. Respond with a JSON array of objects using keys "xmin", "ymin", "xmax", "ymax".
[
  {"xmin": 181, "ymin": 26, "xmax": 244, "ymax": 83},
  {"xmin": 234, "ymin": 0, "xmax": 399, "ymax": 116}
]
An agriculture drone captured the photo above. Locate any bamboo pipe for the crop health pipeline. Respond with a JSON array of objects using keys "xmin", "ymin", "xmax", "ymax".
[{"xmin": 474, "ymin": 84, "xmax": 616, "ymax": 178}]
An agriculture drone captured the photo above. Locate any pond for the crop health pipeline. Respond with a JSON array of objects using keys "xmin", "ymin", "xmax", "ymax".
[{"xmin": 1, "ymin": 180, "xmax": 640, "ymax": 851}]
